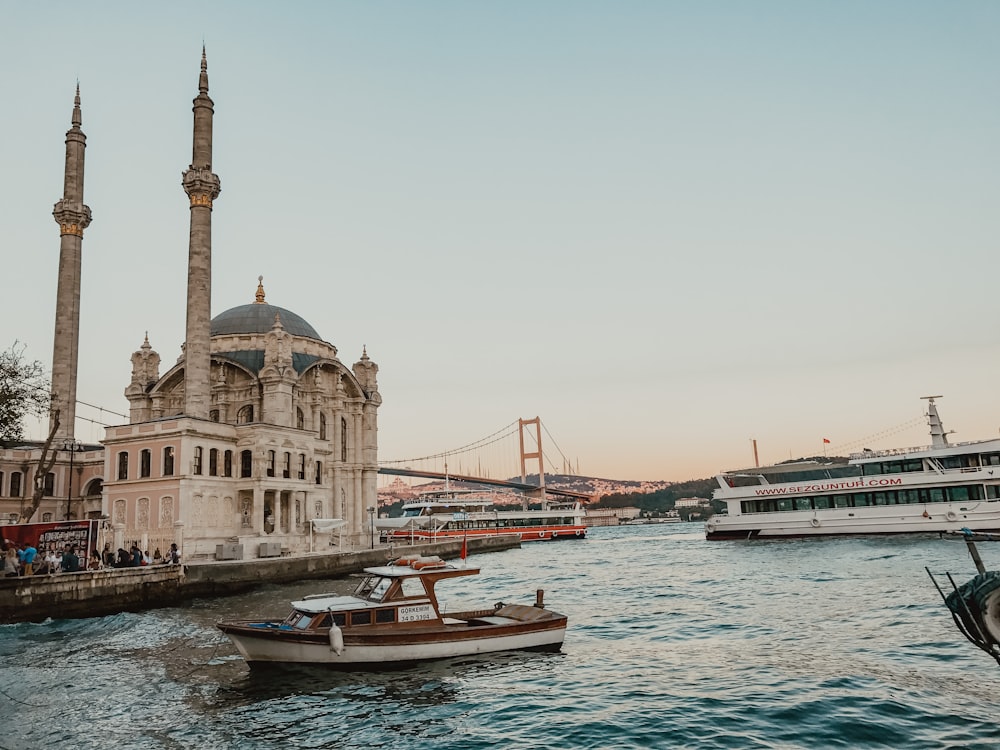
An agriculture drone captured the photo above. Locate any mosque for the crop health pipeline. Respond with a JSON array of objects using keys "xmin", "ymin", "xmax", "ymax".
[{"xmin": 0, "ymin": 51, "xmax": 382, "ymax": 557}]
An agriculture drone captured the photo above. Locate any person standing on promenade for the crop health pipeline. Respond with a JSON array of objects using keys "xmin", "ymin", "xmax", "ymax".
[
  {"xmin": 62, "ymin": 545, "xmax": 81, "ymax": 573},
  {"xmin": 4, "ymin": 546, "xmax": 17, "ymax": 577},
  {"xmin": 167, "ymin": 543, "xmax": 181, "ymax": 564},
  {"xmin": 21, "ymin": 543, "xmax": 37, "ymax": 576}
]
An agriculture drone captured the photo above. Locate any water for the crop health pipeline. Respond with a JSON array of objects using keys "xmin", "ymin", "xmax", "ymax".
[{"xmin": 2, "ymin": 524, "xmax": 999, "ymax": 749}]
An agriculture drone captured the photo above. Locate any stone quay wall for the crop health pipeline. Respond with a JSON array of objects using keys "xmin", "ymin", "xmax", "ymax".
[{"xmin": 0, "ymin": 536, "xmax": 520, "ymax": 624}]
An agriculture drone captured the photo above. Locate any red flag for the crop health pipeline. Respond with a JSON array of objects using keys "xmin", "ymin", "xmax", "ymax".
[
  {"xmin": 822, "ymin": 438, "xmax": 831, "ymax": 444},
  {"xmin": 460, "ymin": 534, "xmax": 468, "ymax": 562}
]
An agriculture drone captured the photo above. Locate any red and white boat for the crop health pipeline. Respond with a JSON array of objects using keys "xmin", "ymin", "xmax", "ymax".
[
  {"xmin": 377, "ymin": 491, "xmax": 587, "ymax": 543},
  {"xmin": 216, "ymin": 556, "xmax": 567, "ymax": 667}
]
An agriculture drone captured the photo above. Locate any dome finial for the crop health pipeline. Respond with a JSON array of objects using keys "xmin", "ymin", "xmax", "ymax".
[
  {"xmin": 72, "ymin": 81, "xmax": 82, "ymax": 129},
  {"xmin": 254, "ymin": 275, "xmax": 266, "ymax": 304},
  {"xmin": 199, "ymin": 44, "xmax": 209, "ymax": 94}
]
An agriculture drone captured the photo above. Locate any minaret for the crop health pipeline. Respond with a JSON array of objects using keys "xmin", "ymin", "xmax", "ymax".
[
  {"xmin": 50, "ymin": 84, "xmax": 92, "ymax": 441},
  {"xmin": 181, "ymin": 47, "xmax": 221, "ymax": 418}
]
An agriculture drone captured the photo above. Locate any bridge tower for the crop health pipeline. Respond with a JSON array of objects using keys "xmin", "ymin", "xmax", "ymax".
[{"xmin": 519, "ymin": 417, "xmax": 547, "ymax": 508}]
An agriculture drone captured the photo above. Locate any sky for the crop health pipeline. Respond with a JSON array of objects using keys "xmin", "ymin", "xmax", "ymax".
[{"xmin": 3, "ymin": 1, "xmax": 1000, "ymax": 482}]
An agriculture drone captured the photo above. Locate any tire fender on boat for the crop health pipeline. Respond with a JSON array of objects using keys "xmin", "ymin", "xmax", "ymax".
[
  {"xmin": 946, "ymin": 511, "xmax": 958, "ymax": 522},
  {"xmin": 810, "ymin": 518, "xmax": 820, "ymax": 528},
  {"xmin": 538, "ymin": 531, "xmax": 545, "ymax": 539},
  {"xmin": 328, "ymin": 622, "xmax": 344, "ymax": 655},
  {"xmin": 575, "ymin": 530, "xmax": 582, "ymax": 537}
]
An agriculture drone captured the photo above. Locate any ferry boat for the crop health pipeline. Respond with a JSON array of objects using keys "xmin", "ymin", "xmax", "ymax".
[
  {"xmin": 216, "ymin": 555, "xmax": 568, "ymax": 667},
  {"xmin": 377, "ymin": 491, "xmax": 587, "ymax": 543},
  {"xmin": 706, "ymin": 397, "xmax": 1000, "ymax": 540}
]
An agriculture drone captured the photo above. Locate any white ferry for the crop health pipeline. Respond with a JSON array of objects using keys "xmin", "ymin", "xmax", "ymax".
[
  {"xmin": 377, "ymin": 491, "xmax": 587, "ymax": 543},
  {"xmin": 706, "ymin": 397, "xmax": 1000, "ymax": 540}
]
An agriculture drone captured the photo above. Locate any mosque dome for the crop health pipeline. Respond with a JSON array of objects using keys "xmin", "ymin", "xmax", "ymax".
[{"xmin": 210, "ymin": 278, "xmax": 322, "ymax": 341}]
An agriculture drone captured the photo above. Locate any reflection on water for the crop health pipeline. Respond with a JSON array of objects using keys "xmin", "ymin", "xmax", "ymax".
[{"xmin": 3, "ymin": 524, "xmax": 1000, "ymax": 749}]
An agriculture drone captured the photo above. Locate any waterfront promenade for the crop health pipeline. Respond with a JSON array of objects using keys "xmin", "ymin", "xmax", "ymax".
[{"xmin": 0, "ymin": 535, "xmax": 519, "ymax": 624}]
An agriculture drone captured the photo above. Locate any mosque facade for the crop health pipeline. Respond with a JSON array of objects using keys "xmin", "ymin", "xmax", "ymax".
[{"xmin": 0, "ymin": 52, "xmax": 382, "ymax": 557}]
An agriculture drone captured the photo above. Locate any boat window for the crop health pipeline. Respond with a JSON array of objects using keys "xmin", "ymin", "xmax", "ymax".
[
  {"xmin": 294, "ymin": 614, "xmax": 313, "ymax": 630},
  {"xmin": 900, "ymin": 489, "xmax": 920, "ymax": 504},
  {"xmin": 351, "ymin": 610, "xmax": 372, "ymax": 626},
  {"xmin": 864, "ymin": 463, "xmax": 883, "ymax": 476},
  {"xmin": 854, "ymin": 493, "xmax": 872, "ymax": 507},
  {"xmin": 400, "ymin": 578, "xmax": 427, "ymax": 598},
  {"xmin": 949, "ymin": 486, "xmax": 970, "ymax": 502},
  {"xmin": 929, "ymin": 488, "xmax": 945, "ymax": 503},
  {"xmin": 987, "ymin": 486, "xmax": 1000, "ymax": 499},
  {"xmin": 813, "ymin": 496, "xmax": 832, "ymax": 510},
  {"xmin": 354, "ymin": 576, "xmax": 378, "ymax": 598},
  {"xmin": 793, "ymin": 497, "xmax": 813, "ymax": 511},
  {"xmin": 872, "ymin": 492, "xmax": 890, "ymax": 506},
  {"xmin": 834, "ymin": 495, "xmax": 852, "ymax": 508},
  {"xmin": 316, "ymin": 612, "xmax": 346, "ymax": 627},
  {"xmin": 776, "ymin": 499, "xmax": 792, "ymax": 512},
  {"xmin": 368, "ymin": 577, "xmax": 393, "ymax": 602},
  {"xmin": 375, "ymin": 608, "xmax": 396, "ymax": 624},
  {"xmin": 983, "ymin": 453, "xmax": 1000, "ymax": 466}
]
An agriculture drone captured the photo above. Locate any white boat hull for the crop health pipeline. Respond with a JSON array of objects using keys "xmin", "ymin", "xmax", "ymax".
[
  {"xmin": 706, "ymin": 502, "xmax": 1000, "ymax": 540},
  {"xmin": 223, "ymin": 624, "xmax": 566, "ymax": 666}
]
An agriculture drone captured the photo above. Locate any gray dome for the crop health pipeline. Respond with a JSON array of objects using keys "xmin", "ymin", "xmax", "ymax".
[{"xmin": 210, "ymin": 303, "xmax": 322, "ymax": 340}]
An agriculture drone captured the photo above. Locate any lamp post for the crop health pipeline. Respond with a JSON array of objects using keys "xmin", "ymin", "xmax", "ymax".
[
  {"xmin": 62, "ymin": 439, "xmax": 84, "ymax": 521},
  {"xmin": 367, "ymin": 506, "xmax": 376, "ymax": 549}
]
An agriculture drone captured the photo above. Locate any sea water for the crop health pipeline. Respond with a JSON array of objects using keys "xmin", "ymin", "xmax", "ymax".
[{"xmin": 1, "ymin": 524, "xmax": 998, "ymax": 749}]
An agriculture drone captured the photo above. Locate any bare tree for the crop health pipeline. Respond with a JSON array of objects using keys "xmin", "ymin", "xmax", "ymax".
[
  {"xmin": 20, "ymin": 410, "xmax": 61, "ymax": 524},
  {"xmin": 0, "ymin": 341, "xmax": 50, "ymax": 443}
]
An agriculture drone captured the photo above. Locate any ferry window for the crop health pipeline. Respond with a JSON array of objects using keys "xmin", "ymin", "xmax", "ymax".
[
  {"xmin": 968, "ymin": 485, "xmax": 984, "ymax": 501},
  {"xmin": 987, "ymin": 486, "xmax": 1000, "ymax": 499},
  {"xmin": 903, "ymin": 460, "xmax": 922, "ymax": 473},
  {"xmin": 900, "ymin": 490, "xmax": 920, "ymax": 504},
  {"xmin": 813, "ymin": 496, "xmax": 832, "ymax": 510},
  {"xmin": 942, "ymin": 457, "xmax": 962, "ymax": 470},
  {"xmin": 929, "ymin": 488, "xmax": 945, "ymax": 503},
  {"xmin": 949, "ymin": 487, "xmax": 971, "ymax": 502},
  {"xmin": 351, "ymin": 610, "xmax": 372, "ymax": 626},
  {"xmin": 865, "ymin": 463, "xmax": 883, "ymax": 476},
  {"xmin": 776, "ymin": 499, "xmax": 792, "ymax": 512},
  {"xmin": 872, "ymin": 492, "xmax": 889, "ymax": 506},
  {"xmin": 794, "ymin": 498, "xmax": 813, "ymax": 511},
  {"xmin": 376, "ymin": 609, "xmax": 396, "ymax": 624},
  {"xmin": 741, "ymin": 501, "xmax": 754, "ymax": 513},
  {"xmin": 834, "ymin": 495, "xmax": 852, "ymax": 508},
  {"xmin": 983, "ymin": 454, "xmax": 1000, "ymax": 466}
]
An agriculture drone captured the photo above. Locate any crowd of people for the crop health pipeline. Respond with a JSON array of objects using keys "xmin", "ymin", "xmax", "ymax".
[{"xmin": 2, "ymin": 540, "xmax": 181, "ymax": 577}]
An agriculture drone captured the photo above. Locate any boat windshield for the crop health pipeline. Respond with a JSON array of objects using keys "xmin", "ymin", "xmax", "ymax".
[{"xmin": 354, "ymin": 575, "xmax": 392, "ymax": 602}]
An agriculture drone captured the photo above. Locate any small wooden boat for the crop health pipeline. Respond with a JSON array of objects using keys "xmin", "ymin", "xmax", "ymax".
[{"xmin": 216, "ymin": 555, "xmax": 568, "ymax": 667}]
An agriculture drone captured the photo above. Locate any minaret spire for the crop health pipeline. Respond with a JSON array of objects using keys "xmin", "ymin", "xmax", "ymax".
[
  {"xmin": 181, "ymin": 47, "xmax": 222, "ymax": 418},
  {"xmin": 50, "ymin": 84, "xmax": 93, "ymax": 440}
]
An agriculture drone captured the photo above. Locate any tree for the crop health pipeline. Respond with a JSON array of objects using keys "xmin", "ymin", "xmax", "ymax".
[
  {"xmin": 21, "ymin": 410, "xmax": 61, "ymax": 524},
  {"xmin": 0, "ymin": 341, "xmax": 50, "ymax": 443}
]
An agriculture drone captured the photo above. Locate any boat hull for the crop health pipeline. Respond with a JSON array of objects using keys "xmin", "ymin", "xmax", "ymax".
[
  {"xmin": 218, "ymin": 616, "xmax": 567, "ymax": 667},
  {"xmin": 385, "ymin": 526, "xmax": 586, "ymax": 543},
  {"xmin": 705, "ymin": 504, "xmax": 1000, "ymax": 540}
]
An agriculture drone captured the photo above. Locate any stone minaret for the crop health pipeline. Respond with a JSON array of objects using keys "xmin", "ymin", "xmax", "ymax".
[
  {"xmin": 50, "ymin": 85, "xmax": 92, "ymax": 441},
  {"xmin": 181, "ymin": 47, "xmax": 221, "ymax": 419}
]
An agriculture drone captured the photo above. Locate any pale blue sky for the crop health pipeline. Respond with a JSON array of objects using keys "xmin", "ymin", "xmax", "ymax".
[{"xmin": 3, "ymin": 2, "xmax": 999, "ymax": 481}]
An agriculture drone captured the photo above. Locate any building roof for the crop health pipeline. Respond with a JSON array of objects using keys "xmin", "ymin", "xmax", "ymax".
[{"xmin": 210, "ymin": 303, "xmax": 322, "ymax": 341}]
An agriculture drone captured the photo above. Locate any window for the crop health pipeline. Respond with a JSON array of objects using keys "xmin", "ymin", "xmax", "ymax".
[
  {"xmin": 10, "ymin": 472, "xmax": 21, "ymax": 497},
  {"xmin": 209, "ymin": 409, "xmax": 220, "ymax": 422},
  {"xmin": 298, "ymin": 454, "xmax": 306, "ymax": 480},
  {"xmin": 319, "ymin": 413, "xmax": 327, "ymax": 440},
  {"xmin": 315, "ymin": 461, "xmax": 322, "ymax": 485},
  {"xmin": 0, "ymin": 471, "xmax": 4, "ymax": 495},
  {"xmin": 193, "ymin": 446, "xmax": 203, "ymax": 475},
  {"xmin": 350, "ymin": 610, "xmax": 372, "ymax": 626},
  {"xmin": 209, "ymin": 448, "xmax": 219, "ymax": 476},
  {"xmin": 163, "ymin": 447, "xmax": 174, "ymax": 476},
  {"xmin": 283, "ymin": 452, "xmax": 291, "ymax": 479},
  {"xmin": 44, "ymin": 472, "xmax": 55, "ymax": 496},
  {"xmin": 224, "ymin": 450, "xmax": 233, "ymax": 477},
  {"xmin": 237, "ymin": 405, "xmax": 254, "ymax": 424},
  {"xmin": 267, "ymin": 451, "xmax": 275, "ymax": 478},
  {"xmin": 341, "ymin": 418, "xmax": 348, "ymax": 462},
  {"xmin": 375, "ymin": 609, "xmax": 396, "ymax": 624},
  {"xmin": 140, "ymin": 449, "xmax": 151, "ymax": 478},
  {"xmin": 117, "ymin": 452, "xmax": 129, "ymax": 481},
  {"xmin": 296, "ymin": 408, "xmax": 304, "ymax": 430},
  {"xmin": 241, "ymin": 450, "xmax": 253, "ymax": 478}
]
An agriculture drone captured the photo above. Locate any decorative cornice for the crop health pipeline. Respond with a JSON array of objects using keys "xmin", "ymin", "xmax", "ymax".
[
  {"xmin": 52, "ymin": 199, "xmax": 92, "ymax": 236},
  {"xmin": 182, "ymin": 167, "xmax": 221, "ymax": 205}
]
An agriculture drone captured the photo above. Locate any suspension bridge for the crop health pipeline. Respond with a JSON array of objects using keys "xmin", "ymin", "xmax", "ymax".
[{"xmin": 378, "ymin": 417, "xmax": 591, "ymax": 501}]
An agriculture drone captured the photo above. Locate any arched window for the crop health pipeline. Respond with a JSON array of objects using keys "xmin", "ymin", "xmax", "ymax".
[
  {"xmin": 44, "ymin": 472, "xmax": 55, "ymax": 496},
  {"xmin": 315, "ymin": 461, "xmax": 322, "ymax": 485},
  {"xmin": 193, "ymin": 446, "xmax": 203, "ymax": 475},
  {"xmin": 163, "ymin": 447, "xmax": 174, "ymax": 476},
  {"xmin": 0, "ymin": 471, "xmax": 4, "ymax": 495},
  {"xmin": 237, "ymin": 405, "xmax": 254, "ymax": 424},
  {"xmin": 10, "ymin": 472, "xmax": 22, "ymax": 497},
  {"xmin": 341, "ymin": 418, "xmax": 348, "ymax": 462},
  {"xmin": 224, "ymin": 450, "xmax": 233, "ymax": 477},
  {"xmin": 209, "ymin": 409, "xmax": 220, "ymax": 422},
  {"xmin": 240, "ymin": 450, "xmax": 253, "ymax": 478},
  {"xmin": 319, "ymin": 413, "xmax": 327, "ymax": 440},
  {"xmin": 296, "ymin": 408, "xmax": 304, "ymax": 430},
  {"xmin": 209, "ymin": 448, "xmax": 219, "ymax": 476},
  {"xmin": 298, "ymin": 454, "xmax": 306, "ymax": 480},
  {"xmin": 283, "ymin": 452, "xmax": 291, "ymax": 479},
  {"xmin": 140, "ymin": 449, "xmax": 151, "ymax": 478},
  {"xmin": 267, "ymin": 450, "xmax": 275, "ymax": 478},
  {"xmin": 117, "ymin": 452, "xmax": 129, "ymax": 481}
]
